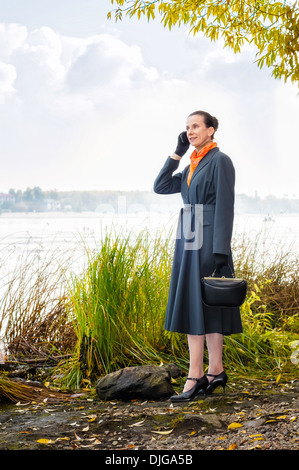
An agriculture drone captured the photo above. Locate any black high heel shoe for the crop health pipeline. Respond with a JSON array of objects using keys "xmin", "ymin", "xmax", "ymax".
[
  {"xmin": 170, "ymin": 376, "xmax": 208, "ymax": 402},
  {"xmin": 206, "ymin": 371, "xmax": 227, "ymax": 395}
]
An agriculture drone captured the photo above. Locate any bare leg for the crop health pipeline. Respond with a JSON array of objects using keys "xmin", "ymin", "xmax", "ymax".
[
  {"xmin": 183, "ymin": 334, "xmax": 205, "ymax": 392},
  {"xmin": 205, "ymin": 333, "xmax": 224, "ymax": 381}
]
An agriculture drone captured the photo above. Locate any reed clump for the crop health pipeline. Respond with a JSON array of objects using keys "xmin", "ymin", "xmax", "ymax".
[
  {"xmin": 0, "ymin": 240, "xmax": 76, "ymax": 358},
  {"xmin": 0, "ymin": 376, "xmax": 42, "ymax": 403},
  {"xmin": 54, "ymin": 227, "xmax": 174, "ymax": 389},
  {"xmin": 1, "ymin": 225, "xmax": 298, "ymax": 390}
]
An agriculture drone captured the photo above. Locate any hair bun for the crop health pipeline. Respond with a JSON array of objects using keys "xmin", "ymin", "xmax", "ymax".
[{"xmin": 211, "ymin": 116, "xmax": 219, "ymax": 132}]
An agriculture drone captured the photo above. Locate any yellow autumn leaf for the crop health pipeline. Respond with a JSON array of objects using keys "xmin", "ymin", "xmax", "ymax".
[
  {"xmin": 276, "ymin": 373, "xmax": 281, "ymax": 383},
  {"xmin": 87, "ymin": 414, "xmax": 97, "ymax": 421},
  {"xmin": 81, "ymin": 378, "xmax": 91, "ymax": 384},
  {"xmin": 228, "ymin": 422, "xmax": 243, "ymax": 430},
  {"xmin": 36, "ymin": 439, "xmax": 54, "ymax": 444},
  {"xmin": 228, "ymin": 443, "xmax": 237, "ymax": 450},
  {"xmin": 189, "ymin": 431, "xmax": 196, "ymax": 436}
]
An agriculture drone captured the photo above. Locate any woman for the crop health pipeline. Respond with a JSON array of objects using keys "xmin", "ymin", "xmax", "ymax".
[{"xmin": 154, "ymin": 110, "xmax": 242, "ymax": 402}]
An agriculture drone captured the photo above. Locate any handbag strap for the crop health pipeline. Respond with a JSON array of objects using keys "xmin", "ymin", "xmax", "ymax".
[{"xmin": 211, "ymin": 264, "xmax": 235, "ymax": 278}]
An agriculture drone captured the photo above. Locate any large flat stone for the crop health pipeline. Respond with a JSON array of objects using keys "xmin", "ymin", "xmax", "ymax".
[{"xmin": 96, "ymin": 364, "xmax": 183, "ymax": 401}]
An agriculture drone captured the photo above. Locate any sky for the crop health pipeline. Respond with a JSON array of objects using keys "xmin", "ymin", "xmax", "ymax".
[{"xmin": 0, "ymin": 0, "xmax": 298, "ymax": 198}]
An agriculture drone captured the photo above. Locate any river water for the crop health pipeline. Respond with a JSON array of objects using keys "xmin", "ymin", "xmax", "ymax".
[{"xmin": 0, "ymin": 211, "xmax": 298, "ymax": 276}]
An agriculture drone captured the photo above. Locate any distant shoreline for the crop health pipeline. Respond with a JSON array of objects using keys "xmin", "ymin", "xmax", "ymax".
[
  {"xmin": 1, "ymin": 209, "xmax": 299, "ymax": 218},
  {"xmin": 1, "ymin": 189, "xmax": 299, "ymax": 215}
]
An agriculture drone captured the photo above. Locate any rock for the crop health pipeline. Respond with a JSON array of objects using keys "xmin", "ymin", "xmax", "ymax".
[
  {"xmin": 200, "ymin": 414, "xmax": 224, "ymax": 429},
  {"xmin": 243, "ymin": 418, "xmax": 266, "ymax": 428},
  {"xmin": 96, "ymin": 364, "xmax": 183, "ymax": 401},
  {"xmin": 162, "ymin": 363, "xmax": 185, "ymax": 379}
]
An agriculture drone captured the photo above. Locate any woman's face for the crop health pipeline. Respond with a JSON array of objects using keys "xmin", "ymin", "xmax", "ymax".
[{"xmin": 186, "ymin": 114, "xmax": 214, "ymax": 152}]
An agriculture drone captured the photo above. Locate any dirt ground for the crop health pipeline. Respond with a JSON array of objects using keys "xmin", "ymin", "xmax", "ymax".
[{"xmin": 0, "ymin": 379, "xmax": 298, "ymax": 452}]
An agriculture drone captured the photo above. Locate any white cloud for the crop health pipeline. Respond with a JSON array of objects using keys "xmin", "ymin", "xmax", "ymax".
[
  {"xmin": 26, "ymin": 26, "xmax": 65, "ymax": 81},
  {"xmin": 0, "ymin": 60, "xmax": 16, "ymax": 103},
  {"xmin": 0, "ymin": 24, "xmax": 161, "ymax": 117},
  {"xmin": 0, "ymin": 23, "xmax": 27, "ymax": 56}
]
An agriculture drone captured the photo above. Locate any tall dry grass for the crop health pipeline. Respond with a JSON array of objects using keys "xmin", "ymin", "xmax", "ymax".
[{"xmin": 0, "ymin": 240, "xmax": 75, "ymax": 357}]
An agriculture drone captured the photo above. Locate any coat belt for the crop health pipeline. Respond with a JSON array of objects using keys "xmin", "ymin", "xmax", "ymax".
[{"xmin": 183, "ymin": 204, "xmax": 215, "ymax": 212}]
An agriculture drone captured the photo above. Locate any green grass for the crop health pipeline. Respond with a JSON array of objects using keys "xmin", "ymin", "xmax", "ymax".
[{"xmin": 52, "ymin": 227, "xmax": 177, "ymax": 389}]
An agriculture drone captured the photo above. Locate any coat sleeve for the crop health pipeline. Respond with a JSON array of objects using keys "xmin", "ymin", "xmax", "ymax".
[
  {"xmin": 212, "ymin": 153, "xmax": 235, "ymax": 255},
  {"xmin": 153, "ymin": 156, "xmax": 182, "ymax": 194}
]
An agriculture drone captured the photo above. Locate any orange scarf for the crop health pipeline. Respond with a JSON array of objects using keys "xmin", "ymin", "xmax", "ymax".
[{"xmin": 187, "ymin": 141, "xmax": 217, "ymax": 186}]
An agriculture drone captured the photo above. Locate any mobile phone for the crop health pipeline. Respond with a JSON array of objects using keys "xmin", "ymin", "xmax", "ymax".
[{"xmin": 180, "ymin": 131, "xmax": 188, "ymax": 144}]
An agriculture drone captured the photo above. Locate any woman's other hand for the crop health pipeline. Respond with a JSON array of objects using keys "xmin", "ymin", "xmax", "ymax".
[{"xmin": 214, "ymin": 253, "xmax": 229, "ymax": 274}]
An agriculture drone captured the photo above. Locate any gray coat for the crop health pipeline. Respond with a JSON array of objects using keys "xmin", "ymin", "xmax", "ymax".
[{"xmin": 154, "ymin": 147, "xmax": 243, "ymax": 335}]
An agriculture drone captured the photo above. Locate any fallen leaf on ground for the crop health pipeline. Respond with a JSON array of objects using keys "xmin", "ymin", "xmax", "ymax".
[
  {"xmin": 228, "ymin": 443, "xmax": 237, "ymax": 450},
  {"xmin": 87, "ymin": 414, "xmax": 97, "ymax": 421},
  {"xmin": 228, "ymin": 422, "xmax": 243, "ymax": 430},
  {"xmin": 152, "ymin": 429, "xmax": 174, "ymax": 435},
  {"xmin": 36, "ymin": 439, "xmax": 54, "ymax": 444},
  {"xmin": 129, "ymin": 419, "xmax": 145, "ymax": 427}
]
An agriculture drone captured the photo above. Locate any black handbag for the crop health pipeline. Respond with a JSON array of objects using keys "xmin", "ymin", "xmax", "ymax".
[{"xmin": 201, "ymin": 265, "xmax": 247, "ymax": 308}]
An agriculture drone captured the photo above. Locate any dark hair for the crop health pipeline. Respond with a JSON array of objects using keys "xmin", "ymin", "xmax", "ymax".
[{"xmin": 188, "ymin": 110, "xmax": 219, "ymax": 139}]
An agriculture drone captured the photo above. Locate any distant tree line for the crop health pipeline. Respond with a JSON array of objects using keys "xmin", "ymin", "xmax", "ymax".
[
  {"xmin": 235, "ymin": 193, "xmax": 299, "ymax": 214},
  {"xmin": 0, "ymin": 187, "xmax": 298, "ymax": 214},
  {"xmin": 2, "ymin": 187, "xmax": 165, "ymax": 213}
]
